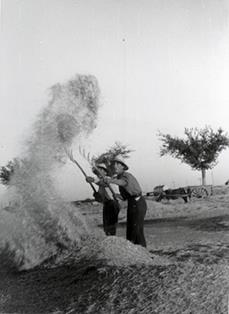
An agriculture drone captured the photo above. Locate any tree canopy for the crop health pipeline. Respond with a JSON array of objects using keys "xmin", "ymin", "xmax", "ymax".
[
  {"xmin": 158, "ymin": 126, "xmax": 229, "ymax": 172},
  {"xmin": 93, "ymin": 142, "xmax": 133, "ymax": 175}
]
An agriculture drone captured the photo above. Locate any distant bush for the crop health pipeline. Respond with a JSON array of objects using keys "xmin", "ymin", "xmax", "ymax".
[{"xmin": 0, "ymin": 158, "xmax": 22, "ymax": 186}]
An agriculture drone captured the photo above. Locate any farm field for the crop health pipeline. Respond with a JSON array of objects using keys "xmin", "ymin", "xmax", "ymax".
[{"xmin": 0, "ymin": 185, "xmax": 228, "ymax": 313}]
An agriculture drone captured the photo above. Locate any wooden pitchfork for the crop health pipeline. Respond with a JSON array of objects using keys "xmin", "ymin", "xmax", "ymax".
[
  {"xmin": 78, "ymin": 146, "xmax": 119, "ymax": 203},
  {"xmin": 64, "ymin": 147, "xmax": 97, "ymax": 194}
]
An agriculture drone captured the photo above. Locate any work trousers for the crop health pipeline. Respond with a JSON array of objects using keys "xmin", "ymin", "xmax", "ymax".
[
  {"xmin": 103, "ymin": 199, "xmax": 120, "ymax": 236},
  {"xmin": 126, "ymin": 196, "xmax": 147, "ymax": 247}
]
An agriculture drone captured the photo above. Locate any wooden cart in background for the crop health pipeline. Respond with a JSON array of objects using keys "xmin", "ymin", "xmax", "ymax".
[{"xmin": 146, "ymin": 185, "xmax": 213, "ymax": 202}]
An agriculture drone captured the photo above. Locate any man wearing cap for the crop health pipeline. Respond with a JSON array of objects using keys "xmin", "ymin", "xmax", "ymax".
[
  {"xmin": 86, "ymin": 164, "xmax": 120, "ymax": 236},
  {"xmin": 104, "ymin": 156, "xmax": 147, "ymax": 247}
]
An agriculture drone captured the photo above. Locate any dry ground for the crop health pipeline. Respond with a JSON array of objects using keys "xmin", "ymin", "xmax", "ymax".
[{"xmin": 0, "ymin": 185, "xmax": 229, "ymax": 313}]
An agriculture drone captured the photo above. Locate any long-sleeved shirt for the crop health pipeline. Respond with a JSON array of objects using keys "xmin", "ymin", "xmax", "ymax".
[{"xmin": 95, "ymin": 178, "xmax": 117, "ymax": 202}]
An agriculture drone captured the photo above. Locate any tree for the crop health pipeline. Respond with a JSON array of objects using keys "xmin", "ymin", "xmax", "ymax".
[
  {"xmin": 0, "ymin": 158, "xmax": 21, "ymax": 186},
  {"xmin": 158, "ymin": 127, "xmax": 229, "ymax": 185},
  {"xmin": 93, "ymin": 142, "xmax": 133, "ymax": 175}
]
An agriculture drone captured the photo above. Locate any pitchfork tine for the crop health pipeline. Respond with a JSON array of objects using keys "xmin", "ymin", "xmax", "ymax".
[
  {"xmin": 87, "ymin": 152, "xmax": 90, "ymax": 162},
  {"xmin": 65, "ymin": 147, "xmax": 73, "ymax": 162},
  {"xmin": 69, "ymin": 149, "xmax": 74, "ymax": 162}
]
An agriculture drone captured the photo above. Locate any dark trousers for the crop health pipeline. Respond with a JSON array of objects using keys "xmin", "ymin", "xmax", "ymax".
[
  {"xmin": 103, "ymin": 200, "xmax": 120, "ymax": 236},
  {"xmin": 126, "ymin": 196, "xmax": 147, "ymax": 247}
]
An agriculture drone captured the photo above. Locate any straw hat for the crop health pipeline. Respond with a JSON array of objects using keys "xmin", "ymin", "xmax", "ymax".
[
  {"xmin": 96, "ymin": 163, "xmax": 108, "ymax": 173},
  {"xmin": 112, "ymin": 156, "xmax": 129, "ymax": 170}
]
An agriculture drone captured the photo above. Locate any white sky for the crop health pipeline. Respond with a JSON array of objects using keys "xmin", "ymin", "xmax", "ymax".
[{"xmin": 1, "ymin": 0, "xmax": 229, "ymax": 201}]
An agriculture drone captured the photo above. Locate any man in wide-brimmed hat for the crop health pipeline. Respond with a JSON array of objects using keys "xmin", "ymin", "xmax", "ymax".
[
  {"xmin": 86, "ymin": 163, "xmax": 120, "ymax": 236},
  {"xmin": 105, "ymin": 155, "xmax": 147, "ymax": 247}
]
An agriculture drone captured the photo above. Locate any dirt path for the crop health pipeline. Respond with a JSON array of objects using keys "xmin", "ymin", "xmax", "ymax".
[
  {"xmin": 117, "ymin": 214, "xmax": 229, "ymax": 265},
  {"xmin": 118, "ymin": 213, "xmax": 229, "ymax": 247}
]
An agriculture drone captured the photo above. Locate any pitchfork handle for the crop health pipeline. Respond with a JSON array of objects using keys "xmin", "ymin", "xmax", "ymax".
[{"xmin": 71, "ymin": 159, "xmax": 97, "ymax": 193}]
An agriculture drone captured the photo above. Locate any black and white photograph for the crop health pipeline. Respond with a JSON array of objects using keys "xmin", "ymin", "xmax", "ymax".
[{"xmin": 1, "ymin": 0, "xmax": 229, "ymax": 313}]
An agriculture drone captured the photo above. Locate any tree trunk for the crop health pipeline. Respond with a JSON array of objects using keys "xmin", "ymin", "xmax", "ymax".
[{"xmin": 201, "ymin": 168, "xmax": 206, "ymax": 185}]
